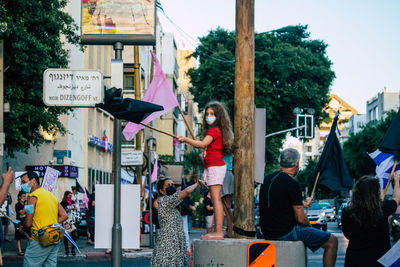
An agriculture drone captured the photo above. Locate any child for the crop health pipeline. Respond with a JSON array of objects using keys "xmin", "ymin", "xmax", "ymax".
[
  {"xmin": 204, "ymin": 191, "xmax": 214, "ymax": 233},
  {"xmin": 178, "ymin": 101, "xmax": 233, "ymax": 240}
]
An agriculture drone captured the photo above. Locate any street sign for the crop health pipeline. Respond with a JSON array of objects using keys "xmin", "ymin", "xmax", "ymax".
[
  {"xmin": 121, "ymin": 150, "xmax": 143, "ymax": 166},
  {"xmin": 43, "ymin": 69, "xmax": 103, "ymax": 107}
]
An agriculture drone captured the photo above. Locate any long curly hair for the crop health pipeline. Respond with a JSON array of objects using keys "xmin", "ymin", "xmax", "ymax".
[
  {"xmin": 202, "ymin": 101, "xmax": 233, "ymax": 155},
  {"xmin": 348, "ymin": 176, "xmax": 382, "ymax": 226}
]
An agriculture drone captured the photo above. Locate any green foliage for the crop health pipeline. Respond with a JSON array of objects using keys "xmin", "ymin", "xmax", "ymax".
[
  {"xmin": 0, "ymin": 0, "xmax": 80, "ymax": 155},
  {"xmin": 188, "ymin": 25, "xmax": 334, "ymax": 169},
  {"xmin": 296, "ymin": 158, "xmax": 318, "ymax": 190},
  {"xmin": 159, "ymin": 149, "xmax": 204, "ymax": 175},
  {"xmin": 343, "ymin": 110, "xmax": 397, "ymax": 179}
]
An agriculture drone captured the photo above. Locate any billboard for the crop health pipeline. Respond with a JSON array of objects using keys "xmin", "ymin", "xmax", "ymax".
[{"xmin": 81, "ymin": 0, "xmax": 156, "ymax": 45}]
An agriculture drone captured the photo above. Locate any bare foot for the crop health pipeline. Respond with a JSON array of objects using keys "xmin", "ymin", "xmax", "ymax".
[
  {"xmin": 224, "ymin": 232, "xmax": 234, "ymax": 238},
  {"xmin": 201, "ymin": 232, "xmax": 224, "ymax": 240}
]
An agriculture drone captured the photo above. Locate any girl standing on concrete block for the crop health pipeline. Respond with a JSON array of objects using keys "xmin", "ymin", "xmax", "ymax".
[{"xmin": 178, "ymin": 101, "xmax": 233, "ymax": 240}]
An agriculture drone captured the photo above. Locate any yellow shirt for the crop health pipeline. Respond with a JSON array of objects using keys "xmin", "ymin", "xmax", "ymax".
[{"xmin": 29, "ymin": 188, "xmax": 58, "ymax": 240}]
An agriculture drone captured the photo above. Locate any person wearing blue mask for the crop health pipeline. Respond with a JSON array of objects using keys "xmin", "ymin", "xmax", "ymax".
[{"xmin": 21, "ymin": 171, "xmax": 68, "ymax": 267}]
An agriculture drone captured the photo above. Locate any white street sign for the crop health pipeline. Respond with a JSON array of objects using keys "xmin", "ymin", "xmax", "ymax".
[
  {"xmin": 121, "ymin": 150, "xmax": 143, "ymax": 166},
  {"xmin": 43, "ymin": 69, "xmax": 103, "ymax": 107}
]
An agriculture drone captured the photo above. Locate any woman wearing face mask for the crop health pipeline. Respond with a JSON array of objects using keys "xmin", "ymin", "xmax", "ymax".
[
  {"xmin": 151, "ymin": 177, "xmax": 205, "ymax": 267},
  {"xmin": 15, "ymin": 191, "xmax": 27, "ymax": 256},
  {"xmin": 178, "ymin": 101, "xmax": 233, "ymax": 240}
]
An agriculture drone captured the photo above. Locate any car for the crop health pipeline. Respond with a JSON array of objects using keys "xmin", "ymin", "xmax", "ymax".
[
  {"xmin": 319, "ymin": 202, "xmax": 336, "ymax": 222},
  {"xmin": 306, "ymin": 203, "xmax": 328, "ymax": 231},
  {"xmin": 336, "ymin": 203, "xmax": 348, "ymax": 229}
]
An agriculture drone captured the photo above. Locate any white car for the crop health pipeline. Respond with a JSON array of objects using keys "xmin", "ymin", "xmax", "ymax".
[{"xmin": 319, "ymin": 202, "xmax": 336, "ymax": 222}]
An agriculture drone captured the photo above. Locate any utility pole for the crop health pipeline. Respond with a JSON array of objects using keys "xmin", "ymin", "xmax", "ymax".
[
  {"xmin": 233, "ymin": 0, "xmax": 255, "ymax": 238},
  {"xmin": 134, "ymin": 46, "xmax": 143, "ymax": 191}
]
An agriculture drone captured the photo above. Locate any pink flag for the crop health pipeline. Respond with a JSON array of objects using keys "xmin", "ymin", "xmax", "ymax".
[
  {"xmin": 151, "ymin": 156, "xmax": 158, "ymax": 183},
  {"xmin": 123, "ymin": 51, "xmax": 179, "ymax": 140}
]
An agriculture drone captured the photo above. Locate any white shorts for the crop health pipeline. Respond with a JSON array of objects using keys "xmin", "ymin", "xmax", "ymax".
[
  {"xmin": 205, "ymin": 215, "xmax": 214, "ymax": 228},
  {"xmin": 203, "ymin": 165, "xmax": 227, "ymax": 186}
]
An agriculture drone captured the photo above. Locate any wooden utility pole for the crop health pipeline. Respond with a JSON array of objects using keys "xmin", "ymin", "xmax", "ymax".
[
  {"xmin": 134, "ymin": 46, "xmax": 143, "ymax": 189},
  {"xmin": 233, "ymin": 0, "xmax": 255, "ymax": 238}
]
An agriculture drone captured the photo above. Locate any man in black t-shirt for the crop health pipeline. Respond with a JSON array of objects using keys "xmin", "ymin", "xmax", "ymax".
[{"xmin": 259, "ymin": 148, "xmax": 338, "ymax": 267}]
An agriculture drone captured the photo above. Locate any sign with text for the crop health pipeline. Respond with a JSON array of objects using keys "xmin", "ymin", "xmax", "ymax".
[
  {"xmin": 26, "ymin": 165, "xmax": 79, "ymax": 178},
  {"xmin": 43, "ymin": 69, "xmax": 103, "ymax": 107},
  {"xmin": 42, "ymin": 167, "xmax": 61, "ymax": 194},
  {"xmin": 121, "ymin": 150, "xmax": 143, "ymax": 166}
]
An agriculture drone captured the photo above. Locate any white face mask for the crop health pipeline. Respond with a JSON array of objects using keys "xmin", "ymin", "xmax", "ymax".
[{"xmin": 206, "ymin": 116, "xmax": 216, "ymax": 125}]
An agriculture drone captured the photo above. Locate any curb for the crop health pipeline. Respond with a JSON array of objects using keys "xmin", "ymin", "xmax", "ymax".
[{"xmin": 4, "ymin": 251, "xmax": 153, "ymax": 262}]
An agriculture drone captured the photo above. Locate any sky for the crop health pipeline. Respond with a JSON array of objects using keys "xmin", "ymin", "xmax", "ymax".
[{"xmin": 158, "ymin": 0, "xmax": 400, "ymax": 114}]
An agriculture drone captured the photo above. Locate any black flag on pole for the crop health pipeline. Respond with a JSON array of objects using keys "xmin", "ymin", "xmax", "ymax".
[
  {"xmin": 96, "ymin": 87, "xmax": 164, "ymax": 123},
  {"xmin": 379, "ymin": 108, "xmax": 400, "ymax": 160},
  {"xmin": 311, "ymin": 113, "xmax": 353, "ymax": 192}
]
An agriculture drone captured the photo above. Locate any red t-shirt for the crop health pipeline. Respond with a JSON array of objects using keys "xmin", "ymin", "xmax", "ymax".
[{"xmin": 204, "ymin": 127, "xmax": 225, "ymax": 168}]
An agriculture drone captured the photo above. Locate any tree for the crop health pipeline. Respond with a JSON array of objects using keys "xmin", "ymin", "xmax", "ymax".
[
  {"xmin": 188, "ymin": 25, "xmax": 335, "ymax": 171},
  {"xmin": 296, "ymin": 158, "xmax": 318, "ymax": 191},
  {"xmin": 0, "ymin": 1, "xmax": 80, "ymax": 156},
  {"xmin": 343, "ymin": 110, "xmax": 397, "ymax": 179}
]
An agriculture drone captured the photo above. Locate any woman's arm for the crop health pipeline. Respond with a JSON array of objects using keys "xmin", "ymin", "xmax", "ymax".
[
  {"xmin": 179, "ymin": 180, "xmax": 205, "ymax": 199},
  {"xmin": 392, "ymin": 172, "xmax": 400, "ymax": 206},
  {"xmin": 178, "ymin": 135, "xmax": 213, "ymax": 149}
]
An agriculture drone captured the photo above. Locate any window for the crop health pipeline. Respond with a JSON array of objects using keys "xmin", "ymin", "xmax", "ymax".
[
  {"xmin": 307, "ymin": 146, "xmax": 312, "ymax": 152},
  {"xmin": 123, "ymin": 74, "xmax": 134, "ymax": 94}
]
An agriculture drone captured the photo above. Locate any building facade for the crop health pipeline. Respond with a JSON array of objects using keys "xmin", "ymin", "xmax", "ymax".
[{"xmin": 366, "ymin": 87, "xmax": 399, "ymax": 123}]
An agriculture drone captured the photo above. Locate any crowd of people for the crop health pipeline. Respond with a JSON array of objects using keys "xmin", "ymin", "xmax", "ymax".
[
  {"xmin": 0, "ymin": 100, "xmax": 398, "ymax": 267},
  {"xmin": 0, "ymin": 169, "xmax": 96, "ymax": 266}
]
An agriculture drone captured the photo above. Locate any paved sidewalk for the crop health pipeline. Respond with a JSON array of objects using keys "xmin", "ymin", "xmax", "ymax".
[{"xmin": 2, "ymin": 229, "xmax": 205, "ymax": 263}]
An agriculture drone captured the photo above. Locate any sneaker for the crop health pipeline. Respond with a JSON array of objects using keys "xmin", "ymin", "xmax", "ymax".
[{"xmin": 72, "ymin": 251, "xmax": 76, "ymax": 256}]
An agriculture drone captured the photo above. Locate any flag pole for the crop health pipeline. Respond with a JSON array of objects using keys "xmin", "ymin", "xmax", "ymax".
[
  {"xmin": 381, "ymin": 160, "xmax": 398, "ymax": 200},
  {"xmin": 177, "ymin": 105, "xmax": 195, "ymax": 139},
  {"xmin": 139, "ymin": 122, "xmax": 178, "ymax": 139},
  {"xmin": 306, "ymin": 172, "xmax": 321, "ymax": 214}
]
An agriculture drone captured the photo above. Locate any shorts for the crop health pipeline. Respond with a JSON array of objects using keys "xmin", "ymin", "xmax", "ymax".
[
  {"xmin": 276, "ymin": 224, "xmax": 331, "ymax": 252},
  {"xmin": 203, "ymin": 165, "xmax": 227, "ymax": 186},
  {"xmin": 222, "ymin": 170, "xmax": 234, "ymax": 197},
  {"xmin": 205, "ymin": 215, "xmax": 214, "ymax": 228}
]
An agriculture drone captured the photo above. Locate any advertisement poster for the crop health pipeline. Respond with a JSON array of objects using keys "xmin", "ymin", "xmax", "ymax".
[{"xmin": 81, "ymin": 0, "xmax": 156, "ymax": 44}]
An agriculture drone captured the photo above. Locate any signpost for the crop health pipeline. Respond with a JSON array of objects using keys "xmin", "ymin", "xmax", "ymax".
[
  {"xmin": 121, "ymin": 150, "xmax": 143, "ymax": 166},
  {"xmin": 43, "ymin": 69, "xmax": 103, "ymax": 107}
]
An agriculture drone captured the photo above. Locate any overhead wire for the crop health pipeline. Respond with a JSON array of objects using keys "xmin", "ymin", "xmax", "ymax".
[{"xmin": 156, "ymin": 2, "xmax": 235, "ymax": 64}]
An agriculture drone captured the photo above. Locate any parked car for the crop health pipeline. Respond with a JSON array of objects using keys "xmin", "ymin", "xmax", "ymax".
[
  {"xmin": 306, "ymin": 203, "xmax": 327, "ymax": 231},
  {"xmin": 336, "ymin": 203, "xmax": 348, "ymax": 229},
  {"xmin": 319, "ymin": 202, "xmax": 336, "ymax": 222}
]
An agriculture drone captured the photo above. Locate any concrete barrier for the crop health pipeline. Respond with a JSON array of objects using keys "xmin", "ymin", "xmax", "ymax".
[{"xmin": 192, "ymin": 239, "xmax": 306, "ymax": 267}]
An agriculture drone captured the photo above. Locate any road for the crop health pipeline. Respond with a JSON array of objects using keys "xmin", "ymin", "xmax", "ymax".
[
  {"xmin": 6, "ymin": 222, "xmax": 348, "ymax": 267},
  {"xmin": 308, "ymin": 221, "xmax": 347, "ymax": 267}
]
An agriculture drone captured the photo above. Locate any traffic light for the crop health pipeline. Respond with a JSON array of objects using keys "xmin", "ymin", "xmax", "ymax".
[
  {"xmin": 296, "ymin": 113, "xmax": 314, "ymax": 139},
  {"xmin": 96, "ymin": 87, "xmax": 164, "ymax": 123}
]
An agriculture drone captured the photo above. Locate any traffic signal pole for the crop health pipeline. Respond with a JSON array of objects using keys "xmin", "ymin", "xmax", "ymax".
[{"xmin": 111, "ymin": 42, "xmax": 123, "ymax": 267}]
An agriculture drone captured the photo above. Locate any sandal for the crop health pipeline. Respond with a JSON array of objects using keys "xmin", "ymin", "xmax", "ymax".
[{"xmin": 17, "ymin": 252, "xmax": 24, "ymax": 256}]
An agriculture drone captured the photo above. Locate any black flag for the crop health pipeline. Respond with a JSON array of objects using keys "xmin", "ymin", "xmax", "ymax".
[
  {"xmin": 75, "ymin": 179, "xmax": 85, "ymax": 193},
  {"xmin": 96, "ymin": 87, "xmax": 164, "ymax": 123},
  {"xmin": 379, "ymin": 108, "xmax": 400, "ymax": 160},
  {"xmin": 311, "ymin": 113, "xmax": 353, "ymax": 192}
]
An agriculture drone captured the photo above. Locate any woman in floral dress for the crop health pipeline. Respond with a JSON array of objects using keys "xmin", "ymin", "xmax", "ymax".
[{"xmin": 151, "ymin": 177, "xmax": 204, "ymax": 267}]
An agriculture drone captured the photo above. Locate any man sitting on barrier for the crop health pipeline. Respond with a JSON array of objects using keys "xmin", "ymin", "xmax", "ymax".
[{"xmin": 259, "ymin": 148, "xmax": 338, "ymax": 267}]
